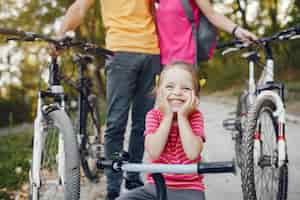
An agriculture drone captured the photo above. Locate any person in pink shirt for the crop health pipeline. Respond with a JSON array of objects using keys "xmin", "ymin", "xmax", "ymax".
[
  {"xmin": 156, "ymin": 0, "xmax": 257, "ymax": 65},
  {"xmin": 117, "ymin": 61, "xmax": 206, "ymax": 200}
]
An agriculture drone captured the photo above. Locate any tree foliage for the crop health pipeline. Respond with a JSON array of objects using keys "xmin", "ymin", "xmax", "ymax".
[{"xmin": 0, "ymin": 0, "xmax": 300, "ymax": 124}]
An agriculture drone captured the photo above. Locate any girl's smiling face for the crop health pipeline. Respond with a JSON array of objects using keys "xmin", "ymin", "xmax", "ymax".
[{"xmin": 159, "ymin": 68, "xmax": 195, "ymax": 112}]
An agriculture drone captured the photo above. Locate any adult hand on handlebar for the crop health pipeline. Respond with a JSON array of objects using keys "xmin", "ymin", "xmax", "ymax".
[
  {"xmin": 48, "ymin": 31, "xmax": 75, "ymax": 56},
  {"xmin": 234, "ymin": 27, "xmax": 258, "ymax": 43},
  {"xmin": 48, "ymin": 42, "xmax": 62, "ymax": 57}
]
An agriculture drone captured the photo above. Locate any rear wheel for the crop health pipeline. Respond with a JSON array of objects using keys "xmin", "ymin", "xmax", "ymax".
[
  {"xmin": 78, "ymin": 95, "xmax": 102, "ymax": 181},
  {"xmin": 241, "ymin": 97, "xmax": 288, "ymax": 200},
  {"xmin": 30, "ymin": 109, "xmax": 80, "ymax": 200}
]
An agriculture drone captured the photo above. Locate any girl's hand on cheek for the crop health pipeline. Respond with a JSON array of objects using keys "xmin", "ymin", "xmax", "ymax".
[
  {"xmin": 178, "ymin": 92, "xmax": 198, "ymax": 117},
  {"xmin": 157, "ymin": 91, "xmax": 173, "ymax": 117}
]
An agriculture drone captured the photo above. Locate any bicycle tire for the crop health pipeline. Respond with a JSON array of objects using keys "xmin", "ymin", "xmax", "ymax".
[
  {"xmin": 30, "ymin": 109, "xmax": 80, "ymax": 200},
  {"xmin": 78, "ymin": 95, "xmax": 102, "ymax": 181},
  {"xmin": 241, "ymin": 96, "xmax": 288, "ymax": 200},
  {"xmin": 235, "ymin": 92, "xmax": 248, "ymax": 168}
]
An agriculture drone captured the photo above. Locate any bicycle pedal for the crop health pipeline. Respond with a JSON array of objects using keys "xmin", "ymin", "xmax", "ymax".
[
  {"xmin": 222, "ymin": 118, "xmax": 240, "ymax": 131},
  {"xmin": 231, "ymin": 131, "xmax": 241, "ymax": 140},
  {"xmin": 89, "ymin": 144, "xmax": 103, "ymax": 158},
  {"xmin": 88, "ymin": 136, "xmax": 99, "ymax": 144}
]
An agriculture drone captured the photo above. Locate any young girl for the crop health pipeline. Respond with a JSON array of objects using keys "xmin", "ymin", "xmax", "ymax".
[{"xmin": 117, "ymin": 62, "xmax": 206, "ymax": 200}]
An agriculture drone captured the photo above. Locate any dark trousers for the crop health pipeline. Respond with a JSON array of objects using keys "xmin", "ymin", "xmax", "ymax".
[
  {"xmin": 104, "ymin": 52, "xmax": 161, "ymax": 194},
  {"xmin": 117, "ymin": 184, "xmax": 206, "ymax": 200}
]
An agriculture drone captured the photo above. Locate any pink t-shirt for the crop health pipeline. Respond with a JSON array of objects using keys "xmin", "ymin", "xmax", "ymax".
[
  {"xmin": 156, "ymin": 0, "xmax": 200, "ymax": 65},
  {"xmin": 144, "ymin": 109, "xmax": 206, "ymax": 191}
]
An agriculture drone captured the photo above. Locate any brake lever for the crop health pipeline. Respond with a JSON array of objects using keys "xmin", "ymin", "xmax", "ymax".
[
  {"xmin": 290, "ymin": 35, "xmax": 300, "ymax": 40},
  {"xmin": 82, "ymin": 42, "xmax": 97, "ymax": 51},
  {"xmin": 6, "ymin": 37, "xmax": 21, "ymax": 42},
  {"xmin": 222, "ymin": 47, "xmax": 239, "ymax": 55},
  {"xmin": 57, "ymin": 36, "xmax": 73, "ymax": 47},
  {"xmin": 278, "ymin": 32, "xmax": 296, "ymax": 40}
]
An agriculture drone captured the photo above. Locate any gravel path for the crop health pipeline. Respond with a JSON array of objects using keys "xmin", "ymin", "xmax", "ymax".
[
  {"xmin": 0, "ymin": 123, "xmax": 32, "ymax": 136},
  {"xmin": 15, "ymin": 95, "xmax": 300, "ymax": 200},
  {"xmin": 79, "ymin": 95, "xmax": 300, "ymax": 200}
]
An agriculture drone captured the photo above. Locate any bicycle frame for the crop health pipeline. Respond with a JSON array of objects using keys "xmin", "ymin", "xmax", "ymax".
[
  {"xmin": 244, "ymin": 43, "xmax": 287, "ymax": 167},
  {"xmin": 73, "ymin": 55, "xmax": 100, "ymax": 147},
  {"xmin": 0, "ymin": 27, "xmax": 113, "ymax": 199}
]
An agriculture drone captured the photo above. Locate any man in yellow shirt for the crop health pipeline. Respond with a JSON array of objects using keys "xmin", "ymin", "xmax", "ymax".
[{"xmin": 55, "ymin": 0, "xmax": 161, "ymax": 199}]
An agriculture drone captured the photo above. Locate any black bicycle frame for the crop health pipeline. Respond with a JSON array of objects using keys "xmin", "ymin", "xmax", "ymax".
[{"xmin": 73, "ymin": 54, "xmax": 96, "ymax": 147}]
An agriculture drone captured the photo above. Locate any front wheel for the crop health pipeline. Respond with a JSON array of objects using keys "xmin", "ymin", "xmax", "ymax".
[
  {"xmin": 30, "ymin": 109, "xmax": 80, "ymax": 200},
  {"xmin": 241, "ymin": 96, "xmax": 288, "ymax": 200},
  {"xmin": 235, "ymin": 91, "xmax": 248, "ymax": 168}
]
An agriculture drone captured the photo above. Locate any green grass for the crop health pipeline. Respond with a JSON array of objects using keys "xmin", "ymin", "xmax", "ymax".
[
  {"xmin": 0, "ymin": 131, "xmax": 32, "ymax": 193},
  {"xmin": 286, "ymin": 81, "xmax": 300, "ymax": 93},
  {"xmin": 286, "ymin": 82, "xmax": 300, "ymax": 102},
  {"xmin": 0, "ymin": 192, "xmax": 11, "ymax": 200}
]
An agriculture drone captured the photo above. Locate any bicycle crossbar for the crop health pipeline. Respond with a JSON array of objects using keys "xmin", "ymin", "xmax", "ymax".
[{"xmin": 98, "ymin": 160, "xmax": 236, "ymax": 175}]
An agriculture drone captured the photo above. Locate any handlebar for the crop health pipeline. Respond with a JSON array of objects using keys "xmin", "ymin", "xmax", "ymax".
[
  {"xmin": 97, "ymin": 154, "xmax": 235, "ymax": 200},
  {"xmin": 216, "ymin": 23, "xmax": 300, "ymax": 54},
  {"xmin": 0, "ymin": 27, "xmax": 113, "ymax": 58},
  {"xmin": 98, "ymin": 159, "xmax": 236, "ymax": 174},
  {"xmin": 123, "ymin": 161, "xmax": 235, "ymax": 174}
]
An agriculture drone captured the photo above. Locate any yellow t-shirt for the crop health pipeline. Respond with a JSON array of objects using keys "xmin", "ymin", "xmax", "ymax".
[{"xmin": 100, "ymin": 0, "xmax": 160, "ymax": 54}]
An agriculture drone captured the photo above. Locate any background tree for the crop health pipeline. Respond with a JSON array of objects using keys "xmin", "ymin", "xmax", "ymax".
[{"xmin": 0, "ymin": 0, "xmax": 299, "ymax": 126}]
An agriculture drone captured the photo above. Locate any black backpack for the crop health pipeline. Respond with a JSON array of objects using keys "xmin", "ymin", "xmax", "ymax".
[{"xmin": 180, "ymin": 0, "xmax": 218, "ymax": 63}]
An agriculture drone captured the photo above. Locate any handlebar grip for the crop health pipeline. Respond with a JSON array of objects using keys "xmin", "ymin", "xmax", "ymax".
[
  {"xmin": 216, "ymin": 40, "xmax": 243, "ymax": 49},
  {"xmin": 94, "ymin": 47, "xmax": 114, "ymax": 57},
  {"xmin": 197, "ymin": 160, "xmax": 236, "ymax": 174},
  {"xmin": 0, "ymin": 27, "xmax": 26, "ymax": 37}
]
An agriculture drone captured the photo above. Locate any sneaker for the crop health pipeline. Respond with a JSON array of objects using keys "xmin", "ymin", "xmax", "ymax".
[
  {"xmin": 125, "ymin": 178, "xmax": 144, "ymax": 190},
  {"xmin": 105, "ymin": 191, "xmax": 119, "ymax": 200}
]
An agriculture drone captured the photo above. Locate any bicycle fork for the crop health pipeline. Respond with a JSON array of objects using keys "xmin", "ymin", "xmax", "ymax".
[
  {"xmin": 253, "ymin": 91, "xmax": 287, "ymax": 168},
  {"xmin": 31, "ymin": 93, "xmax": 46, "ymax": 199},
  {"xmin": 31, "ymin": 92, "xmax": 66, "ymax": 199}
]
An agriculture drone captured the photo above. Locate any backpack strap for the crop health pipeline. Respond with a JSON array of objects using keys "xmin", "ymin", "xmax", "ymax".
[
  {"xmin": 180, "ymin": 0, "xmax": 199, "ymax": 66},
  {"xmin": 180, "ymin": 0, "xmax": 195, "ymax": 23}
]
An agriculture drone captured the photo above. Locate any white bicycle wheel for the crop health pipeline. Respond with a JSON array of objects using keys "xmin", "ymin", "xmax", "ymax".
[
  {"xmin": 30, "ymin": 109, "xmax": 80, "ymax": 200},
  {"xmin": 241, "ymin": 95, "xmax": 288, "ymax": 200}
]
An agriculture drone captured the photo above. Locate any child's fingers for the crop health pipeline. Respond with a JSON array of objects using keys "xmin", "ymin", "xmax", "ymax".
[
  {"xmin": 195, "ymin": 97, "xmax": 199, "ymax": 107},
  {"xmin": 192, "ymin": 93, "xmax": 198, "ymax": 110},
  {"xmin": 184, "ymin": 92, "xmax": 192, "ymax": 107},
  {"xmin": 188, "ymin": 92, "xmax": 192, "ymax": 106}
]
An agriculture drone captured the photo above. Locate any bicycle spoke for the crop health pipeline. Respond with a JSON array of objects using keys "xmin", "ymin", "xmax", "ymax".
[
  {"xmin": 38, "ymin": 127, "xmax": 63, "ymax": 199},
  {"xmin": 255, "ymin": 108, "xmax": 279, "ymax": 200}
]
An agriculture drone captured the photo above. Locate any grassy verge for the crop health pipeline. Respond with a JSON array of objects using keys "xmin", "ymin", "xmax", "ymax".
[
  {"xmin": 0, "ymin": 131, "xmax": 32, "ymax": 199},
  {"xmin": 286, "ymin": 81, "xmax": 300, "ymax": 101}
]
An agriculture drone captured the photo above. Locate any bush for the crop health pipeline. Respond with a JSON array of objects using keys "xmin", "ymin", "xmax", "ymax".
[
  {"xmin": 0, "ymin": 97, "xmax": 32, "ymax": 128},
  {"xmin": 0, "ymin": 131, "xmax": 32, "ymax": 191}
]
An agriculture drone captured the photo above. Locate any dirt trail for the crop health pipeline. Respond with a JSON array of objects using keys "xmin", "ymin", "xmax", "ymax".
[{"xmin": 15, "ymin": 95, "xmax": 300, "ymax": 200}]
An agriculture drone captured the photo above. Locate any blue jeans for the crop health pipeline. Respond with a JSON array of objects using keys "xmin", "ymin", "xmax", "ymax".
[{"xmin": 104, "ymin": 52, "xmax": 161, "ymax": 194}]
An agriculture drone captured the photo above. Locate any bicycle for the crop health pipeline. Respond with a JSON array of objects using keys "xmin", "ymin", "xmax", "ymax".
[
  {"xmin": 0, "ymin": 27, "xmax": 112, "ymax": 199},
  {"xmin": 218, "ymin": 24, "xmax": 300, "ymax": 200},
  {"xmin": 65, "ymin": 53, "xmax": 110, "ymax": 182},
  {"xmin": 96, "ymin": 151, "xmax": 236, "ymax": 200}
]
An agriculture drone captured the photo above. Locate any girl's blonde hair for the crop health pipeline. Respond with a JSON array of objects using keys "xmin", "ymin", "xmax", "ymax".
[{"xmin": 155, "ymin": 61, "xmax": 201, "ymax": 96}]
